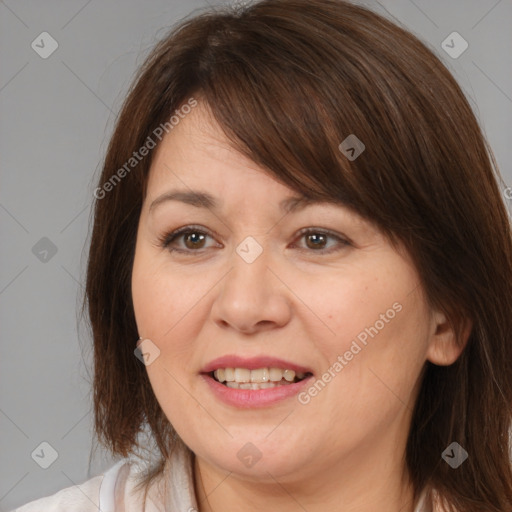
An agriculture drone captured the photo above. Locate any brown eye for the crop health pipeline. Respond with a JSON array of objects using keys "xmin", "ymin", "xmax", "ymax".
[
  {"xmin": 183, "ymin": 231, "xmax": 207, "ymax": 249},
  {"xmin": 293, "ymin": 228, "xmax": 351, "ymax": 254},
  {"xmin": 159, "ymin": 225, "xmax": 219, "ymax": 253},
  {"xmin": 304, "ymin": 232, "xmax": 328, "ymax": 250},
  {"xmin": 159, "ymin": 226, "xmax": 350, "ymax": 256}
]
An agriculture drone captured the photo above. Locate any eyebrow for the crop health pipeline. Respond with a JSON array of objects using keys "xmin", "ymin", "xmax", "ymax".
[{"xmin": 149, "ymin": 189, "xmax": 321, "ymax": 214}]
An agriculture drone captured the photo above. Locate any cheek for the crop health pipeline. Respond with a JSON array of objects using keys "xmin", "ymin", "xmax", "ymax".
[
  {"xmin": 289, "ymin": 262, "xmax": 414, "ymax": 358},
  {"xmin": 131, "ymin": 247, "xmax": 208, "ymax": 349},
  {"xmin": 318, "ymin": 290, "xmax": 429, "ymax": 437},
  {"xmin": 296, "ymin": 258, "xmax": 429, "ymax": 411},
  {"xmin": 131, "ymin": 251, "xmax": 208, "ymax": 427}
]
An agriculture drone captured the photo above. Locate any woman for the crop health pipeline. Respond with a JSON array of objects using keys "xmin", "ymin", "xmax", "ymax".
[{"xmin": 14, "ymin": 0, "xmax": 512, "ymax": 511}]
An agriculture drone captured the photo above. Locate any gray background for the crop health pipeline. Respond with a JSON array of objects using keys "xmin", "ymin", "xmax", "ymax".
[{"xmin": 1, "ymin": 0, "xmax": 511, "ymax": 510}]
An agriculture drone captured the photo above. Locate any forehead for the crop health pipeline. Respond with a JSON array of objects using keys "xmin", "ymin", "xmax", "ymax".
[
  {"xmin": 146, "ymin": 102, "xmax": 302, "ymax": 200},
  {"xmin": 143, "ymin": 102, "xmax": 377, "ymax": 238}
]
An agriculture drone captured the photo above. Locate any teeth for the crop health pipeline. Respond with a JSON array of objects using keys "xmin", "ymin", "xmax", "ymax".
[
  {"xmin": 234, "ymin": 368, "xmax": 251, "ymax": 383},
  {"xmin": 224, "ymin": 380, "xmax": 292, "ymax": 390},
  {"xmin": 212, "ymin": 367, "xmax": 307, "ymax": 385},
  {"xmin": 269, "ymin": 367, "xmax": 284, "ymax": 382},
  {"xmin": 250, "ymin": 368, "xmax": 269, "ymax": 382},
  {"xmin": 214, "ymin": 369, "xmax": 225, "ymax": 382},
  {"xmin": 283, "ymin": 369, "xmax": 296, "ymax": 382}
]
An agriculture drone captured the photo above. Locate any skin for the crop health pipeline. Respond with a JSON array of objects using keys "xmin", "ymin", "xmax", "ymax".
[{"xmin": 131, "ymin": 101, "xmax": 468, "ymax": 512}]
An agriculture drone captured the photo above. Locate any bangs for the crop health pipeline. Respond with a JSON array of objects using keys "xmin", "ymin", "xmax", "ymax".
[{"xmin": 177, "ymin": 3, "xmax": 435, "ymax": 244}]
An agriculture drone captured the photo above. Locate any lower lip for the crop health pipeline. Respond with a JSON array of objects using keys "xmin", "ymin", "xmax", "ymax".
[{"xmin": 201, "ymin": 374, "xmax": 313, "ymax": 408}]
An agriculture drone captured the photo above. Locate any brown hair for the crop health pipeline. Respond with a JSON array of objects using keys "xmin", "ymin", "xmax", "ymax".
[{"xmin": 84, "ymin": 0, "xmax": 512, "ymax": 510}]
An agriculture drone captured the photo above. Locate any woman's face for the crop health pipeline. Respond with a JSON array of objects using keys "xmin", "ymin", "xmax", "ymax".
[{"xmin": 131, "ymin": 102, "xmax": 453, "ymax": 485}]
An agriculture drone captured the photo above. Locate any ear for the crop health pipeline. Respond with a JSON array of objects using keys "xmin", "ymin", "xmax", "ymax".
[{"xmin": 426, "ymin": 309, "xmax": 472, "ymax": 366}]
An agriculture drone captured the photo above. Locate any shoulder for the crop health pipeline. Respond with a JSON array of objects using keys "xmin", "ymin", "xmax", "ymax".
[
  {"xmin": 13, "ymin": 442, "xmax": 197, "ymax": 512},
  {"xmin": 12, "ymin": 459, "xmax": 130, "ymax": 512}
]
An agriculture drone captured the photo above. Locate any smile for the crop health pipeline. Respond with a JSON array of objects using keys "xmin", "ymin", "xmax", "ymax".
[{"xmin": 211, "ymin": 367, "xmax": 310, "ymax": 389}]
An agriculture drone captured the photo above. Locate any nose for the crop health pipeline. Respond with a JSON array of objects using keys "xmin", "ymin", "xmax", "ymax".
[{"xmin": 210, "ymin": 243, "xmax": 293, "ymax": 335}]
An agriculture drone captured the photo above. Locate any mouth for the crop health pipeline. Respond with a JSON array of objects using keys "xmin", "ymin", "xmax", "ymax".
[
  {"xmin": 200, "ymin": 356, "xmax": 314, "ymax": 407},
  {"xmin": 209, "ymin": 367, "xmax": 313, "ymax": 390}
]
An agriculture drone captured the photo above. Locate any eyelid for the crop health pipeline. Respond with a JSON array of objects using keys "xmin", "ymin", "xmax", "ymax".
[
  {"xmin": 157, "ymin": 224, "xmax": 220, "ymax": 250},
  {"xmin": 291, "ymin": 227, "xmax": 351, "ymax": 252},
  {"xmin": 158, "ymin": 224, "xmax": 352, "ymax": 254}
]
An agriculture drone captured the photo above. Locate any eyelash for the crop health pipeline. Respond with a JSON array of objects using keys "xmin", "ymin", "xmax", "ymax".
[{"xmin": 157, "ymin": 224, "xmax": 351, "ymax": 255}]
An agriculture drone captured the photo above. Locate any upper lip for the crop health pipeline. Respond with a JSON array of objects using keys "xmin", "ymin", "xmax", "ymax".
[{"xmin": 201, "ymin": 355, "xmax": 313, "ymax": 375}]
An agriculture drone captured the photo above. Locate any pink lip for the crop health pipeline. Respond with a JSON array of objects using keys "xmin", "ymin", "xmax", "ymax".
[
  {"xmin": 200, "ymin": 355, "xmax": 314, "ymax": 409},
  {"xmin": 201, "ymin": 373, "xmax": 314, "ymax": 408},
  {"xmin": 201, "ymin": 355, "xmax": 313, "ymax": 374}
]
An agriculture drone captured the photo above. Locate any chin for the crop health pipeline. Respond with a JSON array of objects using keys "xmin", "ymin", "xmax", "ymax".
[{"xmin": 196, "ymin": 437, "xmax": 315, "ymax": 482}]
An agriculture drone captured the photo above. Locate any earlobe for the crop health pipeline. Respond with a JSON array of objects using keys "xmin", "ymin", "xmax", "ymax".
[{"xmin": 426, "ymin": 310, "xmax": 473, "ymax": 366}]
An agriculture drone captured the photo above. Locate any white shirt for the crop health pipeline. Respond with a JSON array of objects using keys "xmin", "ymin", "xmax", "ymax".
[{"xmin": 12, "ymin": 443, "xmax": 432, "ymax": 511}]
